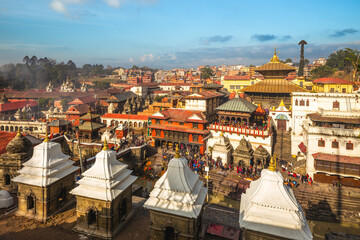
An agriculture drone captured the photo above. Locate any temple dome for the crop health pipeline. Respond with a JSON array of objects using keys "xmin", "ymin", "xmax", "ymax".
[
  {"xmin": 6, "ymin": 131, "xmax": 32, "ymax": 154},
  {"xmin": 0, "ymin": 190, "xmax": 13, "ymax": 208}
]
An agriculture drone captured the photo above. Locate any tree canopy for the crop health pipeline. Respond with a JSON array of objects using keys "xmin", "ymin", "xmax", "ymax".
[{"xmin": 200, "ymin": 65, "xmax": 213, "ymax": 79}]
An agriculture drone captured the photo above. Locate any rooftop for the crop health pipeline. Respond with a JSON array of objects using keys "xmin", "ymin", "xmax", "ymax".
[
  {"xmin": 216, "ymin": 97, "xmax": 257, "ymax": 113},
  {"xmin": 313, "ymin": 78, "xmax": 354, "ymax": 85},
  {"xmin": 241, "ymin": 78, "xmax": 307, "ymax": 94}
]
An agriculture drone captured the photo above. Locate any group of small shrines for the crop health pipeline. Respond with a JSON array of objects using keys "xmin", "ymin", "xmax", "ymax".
[
  {"xmin": 1, "ymin": 129, "xmax": 313, "ymax": 239},
  {"xmin": 122, "ymin": 94, "xmax": 151, "ymax": 114}
]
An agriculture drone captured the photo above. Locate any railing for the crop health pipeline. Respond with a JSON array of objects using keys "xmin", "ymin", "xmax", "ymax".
[
  {"xmin": 209, "ymin": 124, "xmax": 271, "ymax": 138},
  {"xmin": 303, "ymin": 121, "xmax": 360, "ymax": 137}
]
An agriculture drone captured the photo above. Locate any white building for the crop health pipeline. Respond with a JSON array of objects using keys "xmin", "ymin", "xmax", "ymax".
[
  {"xmin": 239, "ymin": 159, "xmax": 312, "ymax": 240},
  {"xmin": 185, "ymin": 91, "xmax": 223, "ymax": 119},
  {"xmin": 291, "ymin": 92, "xmax": 360, "ymax": 184},
  {"xmin": 130, "ymin": 85, "xmax": 148, "ymax": 97},
  {"xmin": 159, "ymin": 83, "xmax": 191, "ymax": 91}
]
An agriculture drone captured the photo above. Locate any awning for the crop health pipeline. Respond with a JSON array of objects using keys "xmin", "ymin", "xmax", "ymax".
[
  {"xmin": 313, "ymin": 153, "xmax": 360, "ymax": 165},
  {"xmin": 206, "ymin": 223, "xmax": 240, "ymax": 240},
  {"xmin": 298, "ymin": 142, "xmax": 307, "ymax": 153}
]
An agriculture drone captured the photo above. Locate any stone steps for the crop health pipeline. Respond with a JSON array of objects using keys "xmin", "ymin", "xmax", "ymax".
[{"xmin": 294, "ymin": 187, "xmax": 360, "ymax": 223}]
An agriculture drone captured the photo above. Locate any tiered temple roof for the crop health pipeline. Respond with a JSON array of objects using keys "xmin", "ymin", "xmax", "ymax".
[
  {"xmin": 239, "ymin": 158, "xmax": 312, "ymax": 240},
  {"xmin": 70, "ymin": 141, "xmax": 137, "ymax": 201},
  {"xmin": 144, "ymin": 146, "xmax": 207, "ymax": 218},
  {"xmin": 12, "ymin": 136, "xmax": 79, "ymax": 187}
]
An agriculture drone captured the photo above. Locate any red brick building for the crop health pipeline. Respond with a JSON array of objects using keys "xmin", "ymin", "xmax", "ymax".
[{"xmin": 148, "ymin": 109, "xmax": 209, "ymax": 155}]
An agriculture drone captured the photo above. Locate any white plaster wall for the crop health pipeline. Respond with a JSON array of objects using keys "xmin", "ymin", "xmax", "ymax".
[{"xmin": 185, "ymin": 99, "xmax": 207, "ymax": 111}]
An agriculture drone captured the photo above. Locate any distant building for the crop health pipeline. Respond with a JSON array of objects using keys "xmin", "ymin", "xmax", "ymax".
[
  {"xmin": 313, "ymin": 57, "xmax": 327, "ymax": 66},
  {"xmin": 312, "ymin": 78, "xmax": 354, "ymax": 93},
  {"xmin": 148, "ymin": 109, "xmax": 209, "ymax": 155}
]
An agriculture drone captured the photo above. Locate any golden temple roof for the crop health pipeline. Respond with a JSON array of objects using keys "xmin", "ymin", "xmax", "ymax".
[{"xmin": 240, "ymin": 78, "xmax": 308, "ymax": 94}]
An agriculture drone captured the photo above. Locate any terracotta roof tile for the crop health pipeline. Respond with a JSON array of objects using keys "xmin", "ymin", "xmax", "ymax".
[
  {"xmin": 101, "ymin": 113, "xmax": 149, "ymax": 120},
  {"xmin": 313, "ymin": 78, "xmax": 354, "ymax": 85}
]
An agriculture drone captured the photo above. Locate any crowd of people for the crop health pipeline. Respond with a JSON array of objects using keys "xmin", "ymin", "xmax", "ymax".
[{"xmin": 211, "ymin": 120, "xmax": 268, "ymax": 131}]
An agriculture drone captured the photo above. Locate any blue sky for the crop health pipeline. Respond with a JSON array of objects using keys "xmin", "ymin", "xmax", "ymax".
[{"xmin": 0, "ymin": 0, "xmax": 359, "ymax": 69}]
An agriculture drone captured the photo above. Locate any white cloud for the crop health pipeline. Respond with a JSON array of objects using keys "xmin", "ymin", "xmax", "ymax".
[
  {"xmin": 50, "ymin": 1, "xmax": 68, "ymax": 14},
  {"xmin": 103, "ymin": 0, "xmax": 124, "ymax": 8},
  {"xmin": 140, "ymin": 53, "xmax": 159, "ymax": 62}
]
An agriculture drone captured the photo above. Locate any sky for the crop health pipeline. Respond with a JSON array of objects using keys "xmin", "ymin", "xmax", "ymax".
[{"xmin": 0, "ymin": 0, "xmax": 360, "ymax": 69}]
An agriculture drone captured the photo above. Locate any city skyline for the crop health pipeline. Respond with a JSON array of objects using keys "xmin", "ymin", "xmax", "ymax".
[{"xmin": 1, "ymin": 0, "xmax": 360, "ymax": 69}]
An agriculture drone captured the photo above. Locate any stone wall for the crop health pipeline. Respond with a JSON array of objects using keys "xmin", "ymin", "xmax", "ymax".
[
  {"xmin": 149, "ymin": 210, "xmax": 201, "ymax": 240},
  {"xmin": 17, "ymin": 173, "xmax": 75, "ymax": 222},
  {"xmin": 73, "ymin": 185, "xmax": 133, "ymax": 239}
]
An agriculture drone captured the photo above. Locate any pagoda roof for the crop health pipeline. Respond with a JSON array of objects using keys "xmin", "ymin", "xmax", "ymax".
[
  {"xmin": 216, "ymin": 97, "xmax": 257, "ymax": 113},
  {"xmin": 12, "ymin": 140, "xmax": 79, "ymax": 187},
  {"xmin": 78, "ymin": 121, "xmax": 105, "ymax": 131},
  {"xmin": 239, "ymin": 169, "xmax": 312, "ymax": 240},
  {"xmin": 79, "ymin": 111, "xmax": 100, "ymax": 120},
  {"xmin": 70, "ymin": 146, "xmax": 137, "ymax": 201},
  {"xmin": 144, "ymin": 154, "xmax": 207, "ymax": 218},
  {"xmin": 255, "ymin": 62, "xmax": 295, "ymax": 72},
  {"xmin": 240, "ymin": 78, "xmax": 308, "ymax": 94}
]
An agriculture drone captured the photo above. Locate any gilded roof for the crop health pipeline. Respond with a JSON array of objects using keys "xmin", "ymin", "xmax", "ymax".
[
  {"xmin": 241, "ymin": 79, "xmax": 308, "ymax": 94},
  {"xmin": 255, "ymin": 62, "xmax": 295, "ymax": 72},
  {"xmin": 216, "ymin": 98, "xmax": 257, "ymax": 113}
]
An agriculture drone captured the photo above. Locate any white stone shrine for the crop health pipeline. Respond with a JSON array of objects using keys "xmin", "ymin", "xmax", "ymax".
[
  {"xmin": 211, "ymin": 132, "xmax": 233, "ymax": 165},
  {"xmin": 144, "ymin": 145, "xmax": 207, "ymax": 239},
  {"xmin": 239, "ymin": 157, "xmax": 312, "ymax": 240}
]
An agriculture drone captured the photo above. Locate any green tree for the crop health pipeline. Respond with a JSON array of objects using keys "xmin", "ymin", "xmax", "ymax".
[
  {"xmin": 285, "ymin": 58, "xmax": 292, "ymax": 63},
  {"xmin": 326, "ymin": 49, "xmax": 354, "ymax": 72},
  {"xmin": 200, "ymin": 65, "xmax": 213, "ymax": 79},
  {"xmin": 310, "ymin": 65, "xmax": 335, "ymax": 79},
  {"xmin": 344, "ymin": 48, "xmax": 360, "ymax": 82},
  {"xmin": 93, "ymin": 81, "xmax": 110, "ymax": 90},
  {"xmin": 304, "ymin": 59, "xmax": 310, "ymax": 65}
]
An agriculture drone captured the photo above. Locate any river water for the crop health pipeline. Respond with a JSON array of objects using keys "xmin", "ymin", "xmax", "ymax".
[{"xmin": 135, "ymin": 179, "xmax": 360, "ymax": 239}]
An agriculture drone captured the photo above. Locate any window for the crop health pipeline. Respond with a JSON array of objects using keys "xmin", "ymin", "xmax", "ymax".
[
  {"xmin": 318, "ymin": 139, "xmax": 325, "ymax": 147},
  {"xmin": 333, "ymin": 101, "xmax": 339, "ymax": 109},
  {"xmin": 168, "ymin": 121, "xmax": 172, "ymax": 124},
  {"xmin": 330, "ymin": 88, "xmax": 335, "ymax": 93},
  {"xmin": 346, "ymin": 142, "xmax": 353, "ymax": 150},
  {"xmin": 180, "ymin": 122, "xmax": 184, "ymax": 126},
  {"xmin": 306, "ymin": 99, "xmax": 309, "ymax": 106},
  {"xmin": 300, "ymin": 81, "xmax": 303, "ymax": 87},
  {"xmin": 295, "ymin": 99, "xmax": 298, "ymax": 106},
  {"xmin": 193, "ymin": 134, "xmax": 198, "ymax": 142},
  {"xmin": 156, "ymin": 130, "xmax": 160, "ymax": 137},
  {"xmin": 193, "ymin": 123, "xmax": 198, "ymax": 129},
  {"xmin": 300, "ymin": 100, "xmax": 305, "ymax": 106},
  {"xmin": 230, "ymin": 85, "xmax": 235, "ymax": 89},
  {"xmin": 156, "ymin": 119, "xmax": 160, "ymax": 124},
  {"xmin": 332, "ymin": 141, "xmax": 339, "ymax": 148},
  {"xmin": 342, "ymin": 88, "xmax": 346, "ymax": 93},
  {"xmin": 236, "ymin": 86, "xmax": 241, "ymax": 89},
  {"xmin": 4, "ymin": 174, "xmax": 10, "ymax": 185}
]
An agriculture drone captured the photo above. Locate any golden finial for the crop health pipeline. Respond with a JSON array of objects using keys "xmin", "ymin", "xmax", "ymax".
[
  {"xmin": 220, "ymin": 131, "xmax": 224, "ymax": 137},
  {"xmin": 268, "ymin": 156, "xmax": 277, "ymax": 172},
  {"xmin": 16, "ymin": 128, "xmax": 22, "ymax": 138},
  {"xmin": 103, "ymin": 139, "xmax": 109, "ymax": 150},
  {"xmin": 44, "ymin": 131, "xmax": 49, "ymax": 142},
  {"xmin": 174, "ymin": 144, "xmax": 180, "ymax": 158},
  {"xmin": 279, "ymin": 99, "xmax": 285, "ymax": 107},
  {"xmin": 270, "ymin": 48, "xmax": 280, "ymax": 63}
]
